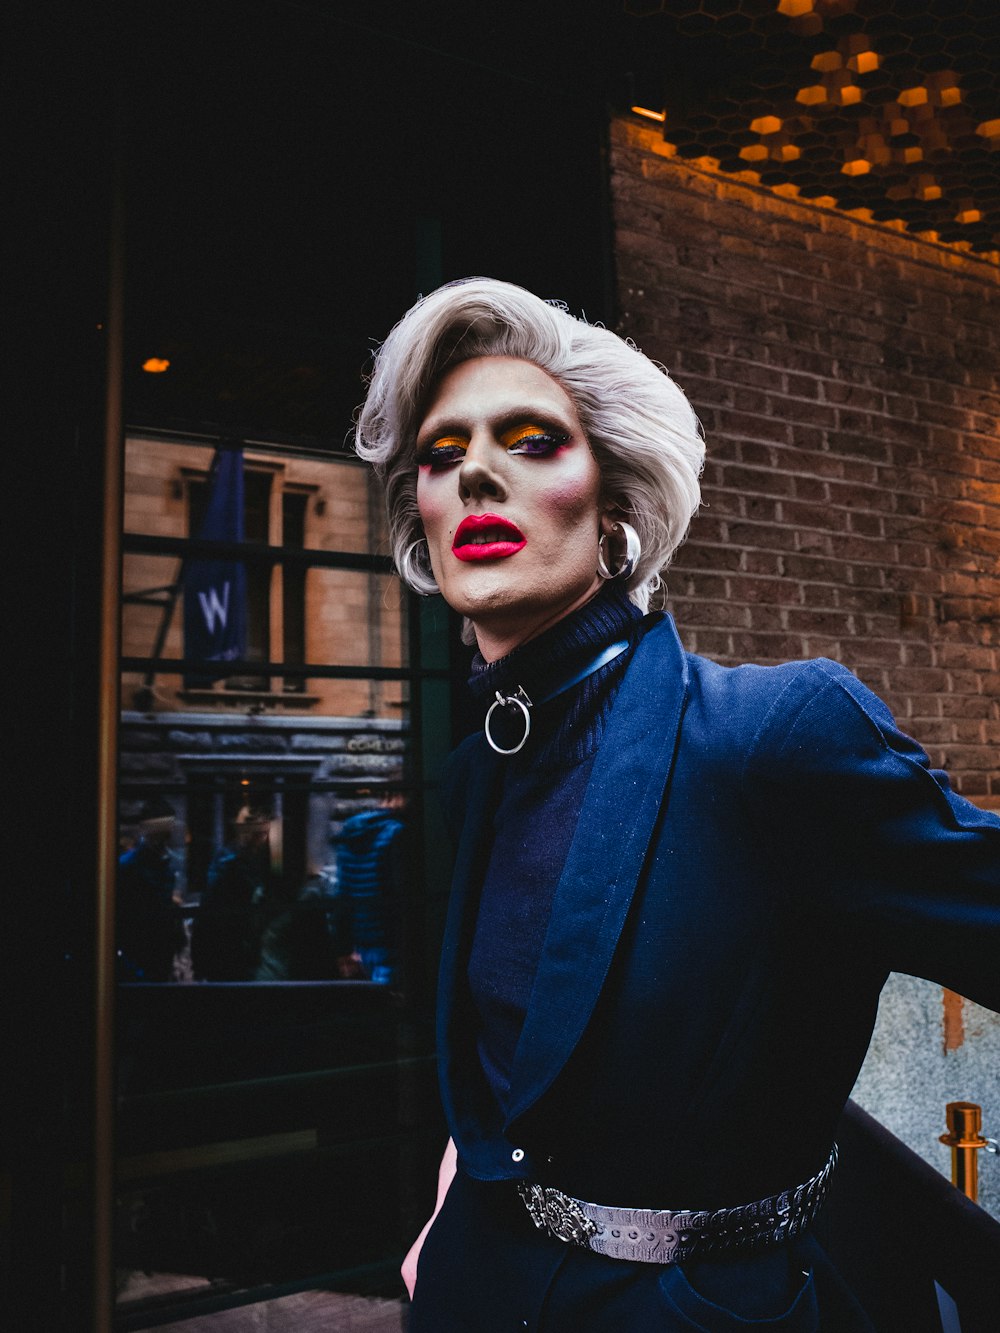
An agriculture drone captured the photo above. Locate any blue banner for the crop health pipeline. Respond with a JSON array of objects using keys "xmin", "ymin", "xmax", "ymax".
[{"xmin": 183, "ymin": 448, "xmax": 248, "ymax": 681}]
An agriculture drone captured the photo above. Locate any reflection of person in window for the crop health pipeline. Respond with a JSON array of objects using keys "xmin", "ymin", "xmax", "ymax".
[
  {"xmin": 333, "ymin": 794, "xmax": 405, "ymax": 985},
  {"xmin": 356, "ymin": 279, "xmax": 1000, "ymax": 1331},
  {"xmin": 191, "ymin": 806, "xmax": 271, "ymax": 980},
  {"xmin": 117, "ymin": 797, "xmax": 184, "ymax": 982}
]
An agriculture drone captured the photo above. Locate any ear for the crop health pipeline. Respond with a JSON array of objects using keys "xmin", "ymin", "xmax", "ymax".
[{"xmin": 599, "ymin": 505, "xmax": 625, "ymax": 538}]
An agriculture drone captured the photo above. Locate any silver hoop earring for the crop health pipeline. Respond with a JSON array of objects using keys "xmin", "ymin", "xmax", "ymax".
[{"xmin": 597, "ymin": 521, "xmax": 641, "ymax": 581}]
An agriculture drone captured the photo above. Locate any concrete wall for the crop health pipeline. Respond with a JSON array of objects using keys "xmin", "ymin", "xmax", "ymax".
[{"xmin": 609, "ymin": 114, "xmax": 1000, "ymax": 1215}]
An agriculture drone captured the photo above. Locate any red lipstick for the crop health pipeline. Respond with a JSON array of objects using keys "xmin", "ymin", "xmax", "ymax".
[{"xmin": 452, "ymin": 513, "xmax": 526, "ymax": 562}]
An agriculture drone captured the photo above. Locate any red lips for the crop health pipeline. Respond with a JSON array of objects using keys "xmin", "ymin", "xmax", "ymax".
[{"xmin": 452, "ymin": 513, "xmax": 526, "ymax": 562}]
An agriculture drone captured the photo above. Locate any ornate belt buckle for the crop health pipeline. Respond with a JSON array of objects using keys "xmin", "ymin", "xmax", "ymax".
[{"xmin": 518, "ymin": 1182, "xmax": 599, "ymax": 1246}]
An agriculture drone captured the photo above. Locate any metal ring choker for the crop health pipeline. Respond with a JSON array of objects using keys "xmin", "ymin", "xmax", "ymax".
[
  {"xmin": 484, "ymin": 638, "xmax": 632, "ymax": 756},
  {"xmin": 517, "ymin": 1144, "xmax": 838, "ymax": 1265}
]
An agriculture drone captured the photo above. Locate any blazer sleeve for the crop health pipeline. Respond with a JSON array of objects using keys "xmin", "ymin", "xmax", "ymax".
[{"xmin": 743, "ymin": 658, "xmax": 1000, "ymax": 1011}]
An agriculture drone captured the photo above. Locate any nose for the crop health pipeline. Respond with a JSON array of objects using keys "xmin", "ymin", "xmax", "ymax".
[{"xmin": 457, "ymin": 438, "xmax": 507, "ymax": 505}]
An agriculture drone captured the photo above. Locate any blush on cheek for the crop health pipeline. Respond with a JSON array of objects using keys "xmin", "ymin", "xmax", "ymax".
[{"xmin": 542, "ymin": 477, "xmax": 603, "ymax": 522}]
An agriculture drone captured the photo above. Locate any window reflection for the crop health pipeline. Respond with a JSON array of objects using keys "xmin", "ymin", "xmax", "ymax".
[{"xmin": 118, "ymin": 433, "xmax": 412, "ymax": 985}]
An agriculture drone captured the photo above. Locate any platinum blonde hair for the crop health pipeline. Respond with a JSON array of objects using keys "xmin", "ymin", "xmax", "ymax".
[{"xmin": 355, "ymin": 277, "xmax": 704, "ymax": 612}]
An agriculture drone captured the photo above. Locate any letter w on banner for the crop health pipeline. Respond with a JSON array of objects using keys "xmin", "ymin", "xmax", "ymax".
[{"xmin": 183, "ymin": 447, "xmax": 248, "ymax": 684}]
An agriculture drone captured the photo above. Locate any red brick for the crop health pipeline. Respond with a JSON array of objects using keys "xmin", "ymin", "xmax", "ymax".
[
  {"xmin": 955, "ymin": 774, "xmax": 990, "ymax": 795},
  {"xmin": 825, "ymin": 433, "xmax": 892, "ymax": 465},
  {"xmin": 729, "ymin": 576, "xmax": 803, "ymax": 605},
  {"xmin": 780, "ymin": 499, "xmax": 851, "ymax": 532},
  {"xmin": 682, "ymin": 541, "xmax": 744, "ymax": 574},
  {"xmin": 676, "ymin": 571, "xmax": 728, "ymax": 601},
  {"xmin": 839, "ymin": 638, "xmax": 906, "ymax": 667},
  {"xmin": 729, "ymin": 631, "xmax": 807, "ymax": 662},
  {"xmin": 791, "ymin": 475, "xmax": 829, "ymax": 504},
  {"xmin": 717, "ymin": 463, "xmax": 796, "ymax": 496},
  {"xmin": 848, "ymin": 512, "xmax": 886, "ymax": 539},
  {"xmin": 853, "ymin": 571, "xmax": 892, "ymax": 598},
  {"xmin": 908, "ymin": 719, "xmax": 954, "ymax": 744},
  {"xmin": 683, "ymin": 627, "xmax": 733, "ymax": 659},
  {"xmin": 742, "ymin": 550, "xmax": 784, "ymax": 576},
  {"xmin": 900, "ymin": 642, "xmax": 934, "ymax": 668}
]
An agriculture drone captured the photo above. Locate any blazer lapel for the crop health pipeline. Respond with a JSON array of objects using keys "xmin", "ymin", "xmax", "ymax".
[{"xmin": 505, "ymin": 614, "xmax": 690, "ymax": 1122}]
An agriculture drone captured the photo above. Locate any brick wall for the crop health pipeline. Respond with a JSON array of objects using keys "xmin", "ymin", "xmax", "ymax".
[{"xmin": 611, "ymin": 116, "xmax": 1000, "ymax": 804}]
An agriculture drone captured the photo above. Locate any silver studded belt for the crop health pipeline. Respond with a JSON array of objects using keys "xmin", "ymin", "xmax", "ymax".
[{"xmin": 517, "ymin": 1144, "xmax": 837, "ymax": 1264}]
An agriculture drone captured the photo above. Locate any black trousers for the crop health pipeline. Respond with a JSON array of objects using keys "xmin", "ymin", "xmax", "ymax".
[{"xmin": 407, "ymin": 1169, "xmax": 875, "ymax": 1332}]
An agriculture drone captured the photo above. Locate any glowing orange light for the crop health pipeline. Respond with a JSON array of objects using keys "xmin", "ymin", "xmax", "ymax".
[
  {"xmin": 631, "ymin": 105, "xmax": 665, "ymax": 123},
  {"xmin": 849, "ymin": 51, "xmax": 879, "ymax": 74},
  {"xmin": 796, "ymin": 85, "xmax": 827, "ymax": 106},
  {"xmin": 778, "ymin": 0, "xmax": 814, "ymax": 16},
  {"xmin": 739, "ymin": 144, "xmax": 769, "ymax": 162},
  {"xmin": 811, "ymin": 51, "xmax": 842, "ymax": 72},
  {"xmin": 835, "ymin": 85, "xmax": 862, "ymax": 106},
  {"xmin": 976, "ymin": 119, "xmax": 1000, "ymax": 139},
  {"xmin": 750, "ymin": 115, "xmax": 783, "ymax": 135},
  {"xmin": 142, "ymin": 357, "xmax": 170, "ymax": 373},
  {"xmin": 898, "ymin": 87, "xmax": 929, "ymax": 108},
  {"xmin": 938, "ymin": 86, "xmax": 961, "ymax": 107},
  {"xmin": 956, "ymin": 208, "xmax": 982, "ymax": 225},
  {"xmin": 777, "ymin": 143, "xmax": 801, "ymax": 162},
  {"xmin": 841, "ymin": 158, "xmax": 871, "ymax": 176},
  {"xmin": 899, "ymin": 146, "xmax": 923, "ymax": 164}
]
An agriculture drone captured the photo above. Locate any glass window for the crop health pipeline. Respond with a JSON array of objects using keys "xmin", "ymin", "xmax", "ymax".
[{"xmin": 115, "ymin": 430, "xmax": 451, "ymax": 1321}]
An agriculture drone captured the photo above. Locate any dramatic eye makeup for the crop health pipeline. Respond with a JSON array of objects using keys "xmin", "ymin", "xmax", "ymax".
[
  {"xmin": 417, "ymin": 421, "xmax": 572, "ymax": 468},
  {"xmin": 501, "ymin": 424, "xmax": 571, "ymax": 456},
  {"xmin": 417, "ymin": 434, "xmax": 468, "ymax": 468}
]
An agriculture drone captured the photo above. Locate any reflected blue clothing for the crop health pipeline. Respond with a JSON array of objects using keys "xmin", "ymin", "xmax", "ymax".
[{"xmin": 335, "ymin": 809, "xmax": 404, "ymax": 984}]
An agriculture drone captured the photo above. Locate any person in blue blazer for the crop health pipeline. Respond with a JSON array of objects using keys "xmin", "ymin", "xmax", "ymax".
[{"xmin": 357, "ymin": 278, "xmax": 1000, "ymax": 1331}]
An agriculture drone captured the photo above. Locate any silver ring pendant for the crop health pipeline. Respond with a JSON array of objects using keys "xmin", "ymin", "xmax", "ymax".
[{"xmin": 485, "ymin": 691, "xmax": 532, "ymax": 755}]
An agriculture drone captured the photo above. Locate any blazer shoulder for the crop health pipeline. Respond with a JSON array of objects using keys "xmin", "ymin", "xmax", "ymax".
[{"xmin": 680, "ymin": 649, "xmax": 838, "ymax": 749}]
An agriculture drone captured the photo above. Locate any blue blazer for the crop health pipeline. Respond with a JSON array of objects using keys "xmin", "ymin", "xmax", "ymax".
[{"xmin": 436, "ymin": 613, "xmax": 1000, "ymax": 1212}]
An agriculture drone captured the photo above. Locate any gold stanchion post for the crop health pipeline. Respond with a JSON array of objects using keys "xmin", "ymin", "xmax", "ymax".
[{"xmin": 939, "ymin": 1101, "xmax": 989, "ymax": 1203}]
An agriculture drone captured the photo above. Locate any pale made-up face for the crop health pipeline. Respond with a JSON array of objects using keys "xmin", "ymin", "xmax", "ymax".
[{"xmin": 415, "ymin": 356, "xmax": 606, "ymax": 661}]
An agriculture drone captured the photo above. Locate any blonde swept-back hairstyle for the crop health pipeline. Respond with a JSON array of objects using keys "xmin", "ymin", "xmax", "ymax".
[{"xmin": 355, "ymin": 277, "xmax": 704, "ymax": 612}]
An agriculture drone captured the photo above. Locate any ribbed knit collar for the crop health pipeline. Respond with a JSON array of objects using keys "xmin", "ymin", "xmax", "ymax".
[{"xmin": 467, "ymin": 584, "xmax": 644, "ymax": 769}]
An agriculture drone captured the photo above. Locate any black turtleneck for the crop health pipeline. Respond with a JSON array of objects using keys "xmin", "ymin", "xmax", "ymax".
[{"xmin": 465, "ymin": 584, "xmax": 646, "ymax": 1111}]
